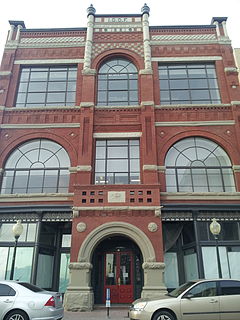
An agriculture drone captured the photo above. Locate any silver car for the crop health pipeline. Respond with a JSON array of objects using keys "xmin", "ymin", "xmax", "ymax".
[
  {"xmin": 0, "ymin": 280, "xmax": 64, "ymax": 320},
  {"xmin": 129, "ymin": 279, "xmax": 240, "ymax": 320}
]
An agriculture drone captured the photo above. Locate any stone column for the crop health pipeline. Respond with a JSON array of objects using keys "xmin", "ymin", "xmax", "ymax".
[
  {"xmin": 7, "ymin": 25, "xmax": 15, "ymax": 42},
  {"xmin": 141, "ymin": 4, "xmax": 152, "ymax": 71},
  {"xmin": 141, "ymin": 261, "xmax": 167, "ymax": 298},
  {"xmin": 222, "ymin": 20, "xmax": 228, "ymax": 37},
  {"xmin": 16, "ymin": 24, "xmax": 23, "ymax": 42},
  {"xmin": 213, "ymin": 21, "xmax": 220, "ymax": 38},
  {"xmin": 64, "ymin": 262, "xmax": 94, "ymax": 311},
  {"xmin": 83, "ymin": 5, "xmax": 96, "ymax": 72}
]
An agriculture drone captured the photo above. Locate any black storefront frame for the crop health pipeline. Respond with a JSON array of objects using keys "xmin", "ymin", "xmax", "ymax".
[
  {"xmin": 0, "ymin": 205, "xmax": 72, "ymax": 291},
  {"xmin": 162, "ymin": 204, "xmax": 240, "ymax": 288}
]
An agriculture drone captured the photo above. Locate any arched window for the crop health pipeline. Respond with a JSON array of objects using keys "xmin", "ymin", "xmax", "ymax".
[
  {"xmin": 165, "ymin": 137, "xmax": 235, "ymax": 192},
  {"xmin": 1, "ymin": 139, "xmax": 70, "ymax": 194},
  {"xmin": 97, "ymin": 58, "xmax": 138, "ymax": 106}
]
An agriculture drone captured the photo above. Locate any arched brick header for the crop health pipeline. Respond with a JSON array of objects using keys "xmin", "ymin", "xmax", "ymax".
[
  {"xmin": 157, "ymin": 129, "xmax": 240, "ymax": 165},
  {"xmin": 92, "ymin": 48, "xmax": 144, "ymax": 72},
  {"xmin": 77, "ymin": 221, "xmax": 156, "ymax": 263}
]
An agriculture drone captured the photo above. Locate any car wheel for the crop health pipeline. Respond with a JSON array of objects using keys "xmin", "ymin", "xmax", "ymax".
[
  {"xmin": 153, "ymin": 310, "xmax": 176, "ymax": 320},
  {"xmin": 5, "ymin": 310, "xmax": 29, "ymax": 320}
]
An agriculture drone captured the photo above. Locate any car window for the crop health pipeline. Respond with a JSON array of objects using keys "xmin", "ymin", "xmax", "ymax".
[
  {"xmin": 0, "ymin": 284, "xmax": 16, "ymax": 296},
  {"xmin": 186, "ymin": 281, "xmax": 217, "ymax": 298},
  {"xmin": 220, "ymin": 280, "xmax": 240, "ymax": 295},
  {"xmin": 169, "ymin": 281, "xmax": 196, "ymax": 297},
  {"xmin": 18, "ymin": 282, "xmax": 44, "ymax": 292}
]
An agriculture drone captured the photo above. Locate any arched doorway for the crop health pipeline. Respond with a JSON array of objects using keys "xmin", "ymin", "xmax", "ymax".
[
  {"xmin": 64, "ymin": 221, "xmax": 166, "ymax": 312},
  {"xmin": 92, "ymin": 236, "xmax": 143, "ymax": 304}
]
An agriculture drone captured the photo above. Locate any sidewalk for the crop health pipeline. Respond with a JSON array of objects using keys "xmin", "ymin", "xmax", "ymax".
[{"xmin": 63, "ymin": 306, "xmax": 130, "ymax": 320}]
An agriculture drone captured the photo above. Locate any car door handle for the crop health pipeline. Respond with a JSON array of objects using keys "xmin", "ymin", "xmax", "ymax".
[
  {"xmin": 4, "ymin": 299, "xmax": 13, "ymax": 303},
  {"xmin": 209, "ymin": 299, "xmax": 218, "ymax": 303}
]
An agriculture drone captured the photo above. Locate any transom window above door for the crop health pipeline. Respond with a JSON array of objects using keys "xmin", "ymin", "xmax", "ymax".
[
  {"xmin": 97, "ymin": 58, "xmax": 138, "ymax": 106},
  {"xmin": 15, "ymin": 66, "xmax": 77, "ymax": 107},
  {"xmin": 159, "ymin": 63, "xmax": 221, "ymax": 105},
  {"xmin": 95, "ymin": 139, "xmax": 140, "ymax": 184}
]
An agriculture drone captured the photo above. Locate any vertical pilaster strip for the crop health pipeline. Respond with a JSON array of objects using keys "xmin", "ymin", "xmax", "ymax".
[
  {"xmin": 141, "ymin": 4, "xmax": 152, "ymax": 71},
  {"xmin": 7, "ymin": 25, "xmax": 15, "ymax": 42},
  {"xmin": 16, "ymin": 24, "xmax": 22, "ymax": 42},
  {"xmin": 83, "ymin": 5, "xmax": 96, "ymax": 71},
  {"xmin": 213, "ymin": 21, "xmax": 220, "ymax": 38},
  {"xmin": 222, "ymin": 21, "xmax": 228, "ymax": 37}
]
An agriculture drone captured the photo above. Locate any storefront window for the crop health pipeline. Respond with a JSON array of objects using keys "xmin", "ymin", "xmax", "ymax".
[
  {"xmin": 59, "ymin": 253, "xmax": 70, "ymax": 293},
  {"xmin": 0, "ymin": 223, "xmax": 37, "ymax": 242},
  {"xmin": 6, "ymin": 247, "xmax": 33, "ymax": 281},
  {"xmin": 201, "ymin": 246, "xmax": 240, "ymax": 279},
  {"xmin": 0, "ymin": 247, "xmax": 9, "ymax": 280},
  {"xmin": 62, "ymin": 234, "xmax": 71, "ymax": 247},
  {"xmin": 184, "ymin": 248, "xmax": 198, "ymax": 281},
  {"xmin": 36, "ymin": 253, "xmax": 54, "ymax": 289},
  {"xmin": 164, "ymin": 252, "xmax": 179, "ymax": 289}
]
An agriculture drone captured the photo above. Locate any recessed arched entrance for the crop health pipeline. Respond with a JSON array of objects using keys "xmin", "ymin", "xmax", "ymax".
[
  {"xmin": 92, "ymin": 235, "xmax": 143, "ymax": 304},
  {"xmin": 64, "ymin": 221, "xmax": 166, "ymax": 311}
]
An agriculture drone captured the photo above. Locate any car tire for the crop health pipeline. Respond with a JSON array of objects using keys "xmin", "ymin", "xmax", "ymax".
[
  {"xmin": 5, "ymin": 310, "xmax": 29, "ymax": 320},
  {"xmin": 152, "ymin": 310, "xmax": 176, "ymax": 320}
]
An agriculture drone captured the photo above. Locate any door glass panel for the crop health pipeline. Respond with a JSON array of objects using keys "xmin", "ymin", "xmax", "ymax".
[
  {"xmin": 106, "ymin": 253, "xmax": 116, "ymax": 285},
  {"xmin": 59, "ymin": 253, "xmax": 70, "ymax": 293},
  {"xmin": 164, "ymin": 252, "xmax": 179, "ymax": 289},
  {"xmin": 120, "ymin": 254, "xmax": 131, "ymax": 285}
]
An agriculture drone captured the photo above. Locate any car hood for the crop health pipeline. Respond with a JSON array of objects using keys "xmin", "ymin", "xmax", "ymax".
[{"xmin": 132, "ymin": 294, "xmax": 176, "ymax": 305}]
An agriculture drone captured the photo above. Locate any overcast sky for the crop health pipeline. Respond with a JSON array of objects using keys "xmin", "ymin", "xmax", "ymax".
[{"xmin": 0, "ymin": 0, "xmax": 239, "ymax": 61}]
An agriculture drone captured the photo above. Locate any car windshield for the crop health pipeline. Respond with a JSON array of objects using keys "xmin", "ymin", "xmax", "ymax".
[
  {"xmin": 168, "ymin": 281, "xmax": 196, "ymax": 297},
  {"xmin": 18, "ymin": 282, "xmax": 44, "ymax": 292}
]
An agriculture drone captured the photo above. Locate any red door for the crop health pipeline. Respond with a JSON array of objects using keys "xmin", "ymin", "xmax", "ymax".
[{"xmin": 104, "ymin": 251, "xmax": 133, "ymax": 304}]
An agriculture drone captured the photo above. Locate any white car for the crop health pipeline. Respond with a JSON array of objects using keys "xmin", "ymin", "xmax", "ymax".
[{"xmin": 0, "ymin": 280, "xmax": 64, "ymax": 320}]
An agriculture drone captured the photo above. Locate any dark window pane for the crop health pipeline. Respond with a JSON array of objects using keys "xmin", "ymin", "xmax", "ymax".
[
  {"xmin": 220, "ymin": 280, "xmax": 240, "ymax": 295},
  {"xmin": 0, "ymin": 284, "xmax": 16, "ymax": 296}
]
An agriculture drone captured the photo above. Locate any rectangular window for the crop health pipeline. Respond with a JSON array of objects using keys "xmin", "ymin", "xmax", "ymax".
[
  {"xmin": 159, "ymin": 63, "xmax": 221, "ymax": 105},
  {"xmin": 15, "ymin": 66, "xmax": 77, "ymax": 107},
  {"xmin": 95, "ymin": 139, "xmax": 140, "ymax": 185}
]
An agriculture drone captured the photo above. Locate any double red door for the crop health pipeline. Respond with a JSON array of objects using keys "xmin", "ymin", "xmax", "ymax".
[{"xmin": 104, "ymin": 251, "xmax": 133, "ymax": 303}]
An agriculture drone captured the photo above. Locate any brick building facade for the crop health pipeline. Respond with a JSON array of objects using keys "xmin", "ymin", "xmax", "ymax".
[{"xmin": 0, "ymin": 4, "xmax": 240, "ymax": 311}]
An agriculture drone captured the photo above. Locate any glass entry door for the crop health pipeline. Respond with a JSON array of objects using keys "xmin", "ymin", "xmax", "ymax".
[{"xmin": 104, "ymin": 251, "xmax": 133, "ymax": 303}]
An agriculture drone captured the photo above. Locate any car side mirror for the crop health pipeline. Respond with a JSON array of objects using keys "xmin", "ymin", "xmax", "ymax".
[{"xmin": 183, "ymin": 293, "xmax": 194, "ymax": 299}]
